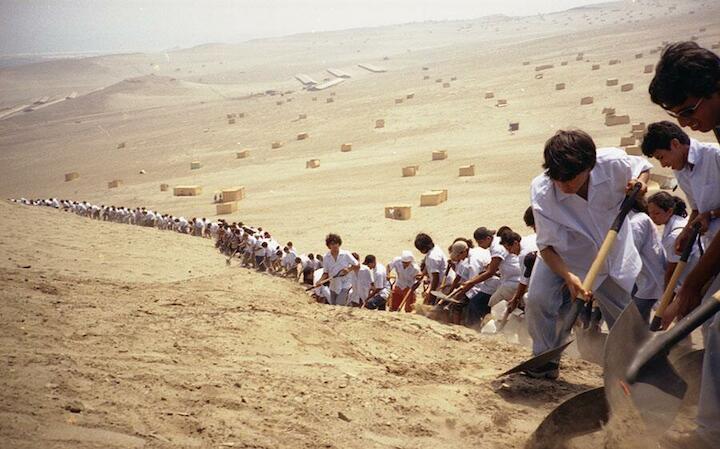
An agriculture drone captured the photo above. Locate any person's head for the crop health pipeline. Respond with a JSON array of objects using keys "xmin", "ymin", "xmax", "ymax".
[
  {"xmin": 400, "ymin": 250, "xmax": 414, "ymax": 268},
  {"xmin": 295, "ymin": 256, "xmax": 302, "ymax": 264},
  {"xmin": 449, "ymin": 240, "xmax": 469, "ymax": 262},
  {"xmin": 647, "ymin": 192, "xmax": 688, "ymax": 225},
  {"xmin": 500, "ymin": 231, "xmax": 522, "ymax": 255},
  {"xmin": 497, "ymin": 226, "xmax": 513, "ymax": 240},
  {"xmin": 649, "ymin": 41, "xmax": 720, "ymax": 132},
  {"xmin": 363, "ymin": 254, "xmax": 376, "ymax": 268},
  {"xmin": 543, "ymin": 129, "xmax": 596, "ymax": 194},
  {"xmin": 641, "ymin": 121, "xmax": 691, "ymax": 170},
  {"xmin": 308, "ymin": 253, "xmax": 315, "ymax": 260},
  {"xmin": 473, "ymin": 227, "xmax": 495, "ymax": 249},
  {"xmin": 523, "ymin": 206, "xmax": 535, "ymax": 231},
  {"xmin": 283, "ymin": 246, "xmax": 289, "ymax": 253},
  {"xmin": 287, "ymin": 241, "xmax": 293, "ymax": 248},
  {"xmin": 261, "ymin": 241, "xmax": 268, "ymax": 248},
  {"xmin": 414, "ymin": 233, "xmax": 434, "ymax": 254},
  {"xmin": 325, "ymin": 233, "xmax": 342, "ymax": 253}
]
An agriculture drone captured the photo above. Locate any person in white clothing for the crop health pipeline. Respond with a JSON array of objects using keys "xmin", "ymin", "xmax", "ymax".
[
  {"xmin": 458, "ymin": 227, "xmax": 501, "ymax": 326},
  {"xmin": 490, "ymin": 232, "xmax": 523, "ymax": 309},
  {"xmin": 526, "ymin": 129, "xmax": 651, "ymax": 379},
  {"xmin": 387, "ymin": 251, "xmax": 421, "ymax": 312},
  {"xmin": 629, "ymin": 201, "xmax": 666, "ymax": 322},
  {"xmin": 414, "ymin": 233, "xmax": 447, "ymax": 305},
  {"xmin": 364, "ymin": 255, "xmax": 390, "ymax": 310},
  {"xmin": 647, "ymin": 192, "xmax": 698, "ymax": 291},
  {"xmin": 316, "ymin": 233, "xmax": 359, "ymax": 306},
  {"xmin": 349, "ymin": 262, "xmax": 373, "ymax": 307},
  {"xmin": 312, "ymin": 268, "xmax": 332, "ymax": 304},
  {"xmin": 507, "ymin": 207, "xmax": 539, "ymax": 314}
]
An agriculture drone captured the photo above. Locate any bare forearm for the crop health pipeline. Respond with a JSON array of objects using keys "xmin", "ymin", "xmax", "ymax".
[{"xmin": 539, "ymin": 246, "xmax": 571, "ymax": 281}]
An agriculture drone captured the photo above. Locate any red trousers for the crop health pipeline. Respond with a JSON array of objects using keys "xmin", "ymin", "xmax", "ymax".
[{"xmin": 390, "ymin": 286, "xmax": 416, "ymax": 312}]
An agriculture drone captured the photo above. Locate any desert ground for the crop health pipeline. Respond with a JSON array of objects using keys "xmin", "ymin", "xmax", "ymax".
[{"xmin": 1, "ymin": 0, "xmax": 719, "ymax": 447}]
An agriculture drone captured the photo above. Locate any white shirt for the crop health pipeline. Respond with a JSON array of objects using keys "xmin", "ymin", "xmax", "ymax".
[
  {"xmin": 531, "ymin": 148, "xmax": 652, "ymax": 293},
  {"xmin": 497, "ymin": 251, "xmax": 522, "ymax": 286},
  {"xmin": 475, "ymin": 246, "xmax": 500, "ymax": 295},
  {"xmin": 674, "ymin": 139, "xmax": 720, "ymax": 246},
  {"xmin": 662, "ymin": 214, "xmax": 688, "ymax": 264},
  {"xmin": 423, "ymin": 246, "xmax": 447, "ymax": 278},
  {"xmin": 457, "ymin": 249, "xmax": 485, "ymax": 297},
  {"xmin": 629, "ymin": 211, "xmax": 666, "ymax": 300},
  {"xmin": 349, "ymin": 265, "xmax": 373, "ymax": 304},
  {"xmin": 313, "ymin": 268, "xmax": 332, "ymax": 302},
  {"xmin": 389, "ymin": 257, "xmax": 420, "ymax": 289},
  {"xmin": 370, "ymin": 263, "xmax": 390, "ymax": 299},
  {"xmin": 323, "ymin": 250, "xmax": 359, "ymax": 293}
]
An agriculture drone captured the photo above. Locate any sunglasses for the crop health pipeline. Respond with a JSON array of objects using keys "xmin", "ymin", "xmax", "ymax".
[{"xmin": 666, "ymin": 97, "xmax": 703, "ymax": 119}]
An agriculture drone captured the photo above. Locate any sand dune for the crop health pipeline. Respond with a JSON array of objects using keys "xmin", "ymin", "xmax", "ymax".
[
  {"xmin": 1, "ymin": 1, "xmax": 719, "ymax": 446},
  {"xmin": 0, "ymin": 199, "xmax": 605, "ymax": 449}
]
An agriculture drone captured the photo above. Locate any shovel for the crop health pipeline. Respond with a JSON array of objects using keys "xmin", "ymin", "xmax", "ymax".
[
  {"xmin": 500, "ymin": 184, "xmax": 641, "ymax": 377},
  {"xmin": 649, "ymin": 223, "xmax": 700, "ymax": 331},
  {"xmin": 604, "ymin": 290, "xmax": 720, "ymax": 436},
  {"xmin": 575, "ymin": 301, "xmax": 607, "ymax": 366},
  {"xmin": 526, "ymin": 348, "xmax": 705, "ymax": 449}
]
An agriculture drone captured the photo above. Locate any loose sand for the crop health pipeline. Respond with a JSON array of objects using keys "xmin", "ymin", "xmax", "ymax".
[{"xmin": 1, "ymin": 0, "xmax": 718, "ymax": 447}]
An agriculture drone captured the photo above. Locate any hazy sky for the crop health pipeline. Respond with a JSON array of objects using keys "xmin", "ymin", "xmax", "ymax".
[{"xmin": 0, "ymin": 0, "xmax": 605, "ymax": 55}]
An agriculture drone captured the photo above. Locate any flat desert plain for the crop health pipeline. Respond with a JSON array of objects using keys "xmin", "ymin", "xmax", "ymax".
[{"xmin": 1, "ymin": 0, "xmax": 719, "ymax": 447}]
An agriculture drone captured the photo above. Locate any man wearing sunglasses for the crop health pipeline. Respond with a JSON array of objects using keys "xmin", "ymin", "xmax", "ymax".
[{"xmin": 649, "ymin": 41, "xmax": 720, "ymax": 449}]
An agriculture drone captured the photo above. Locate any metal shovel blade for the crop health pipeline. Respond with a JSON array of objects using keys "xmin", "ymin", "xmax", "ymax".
[
  {"xmin": 575, "ymin": 326, "xmax": 607, "ymax": 366},
  {"xmin": 526, "ymin": 349, "xmax": 703, "ymax": 449},
  {"xmin": 525, "ymin": 386, "xmax": 608, "ymax": 449},
  {"xmin": 603, "ymin": 302, "xmax": 687, "ymax": 435},
  {"xmin": 498, "ymin": 340, "xmax": 573, "ymax": 378}
]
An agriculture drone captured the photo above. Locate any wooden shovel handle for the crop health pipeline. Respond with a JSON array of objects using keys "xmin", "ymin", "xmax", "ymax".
[
  {"xmin": 579, "ymin": 230, "xmax": 618, "ymax": 300},
  {"xmin": 650, "ymin": 224, "xmax": 700, "ymax": 329},
  {"xmin": 577, "ymin": 183, "xmax": 642, "ymax": 301}
]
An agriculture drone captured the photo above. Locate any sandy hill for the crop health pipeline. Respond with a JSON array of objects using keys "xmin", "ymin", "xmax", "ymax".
[
  {"xmin": 0, "ymin": 0, "xmax": 718, "ymax": 267},
  {"xmin": 0, "ymin": 200, "xmax": 605, "ymax": 448}
]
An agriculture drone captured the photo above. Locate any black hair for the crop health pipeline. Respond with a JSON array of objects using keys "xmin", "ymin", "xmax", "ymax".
[
  {"xmin": 451, "ymin": 237, "xmax": 474, "ymax": 248},
  {"xmin": 500, "ymin": 231, "xmax": 522, "ymax": 246},
  {"xmin": 473, "ymin": 227, "xmax": 495, "ymax": 241},
  {"xmin": 641, "ymin": 121, "xmax": 691, "ymax": 157},
  {"xmin": 325, "ymin": 233, "xmax": 342, "ymax": 246},
  {"xmin": 363, "ymin": 254, "xmax": 376, "ymax": 265},
  {"xmin": 543, "ymin": 129, "xmax": 596, "ymax": 181},
  {"xmin": 497, "ymin": 226, "xmax": 513, "ymax": 239},
  {"xmin": 523, "ymin": 206, "xmax": 535, "ymax": 228},
  {"xmin": 351, "ymin": 252, "xmax": 360, "ymax": 261},
  {"xmin": 649, "ymin": 41, "xmax": 720, "ymax": 109},
  {"xmin": 414, "ymin": 233, "xmax": 434, "ymax": 253},
  {"xmin": 648, "ymin": 191, "xmax": 688, "ymax": 218}
]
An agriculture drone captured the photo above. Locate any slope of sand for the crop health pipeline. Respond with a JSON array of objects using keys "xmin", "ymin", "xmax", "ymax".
[
  {"xmin": 1, "ymin": 0, "xmax": 718, "ymax": 264},
  {"xmin": 0, "ymin": 200, "xmax": 603, "ymax": 448}
]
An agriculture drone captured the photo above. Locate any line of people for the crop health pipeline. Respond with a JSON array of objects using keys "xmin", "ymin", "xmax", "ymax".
[{"xmin": 9, "ymin": 39, "xmax": 720, "ymax": 449}]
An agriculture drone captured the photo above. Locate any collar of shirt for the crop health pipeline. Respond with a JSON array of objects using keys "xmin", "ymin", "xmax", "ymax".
[{"xmin": 555, "ymin": 165, "xmax": 610, "ymax": 203}]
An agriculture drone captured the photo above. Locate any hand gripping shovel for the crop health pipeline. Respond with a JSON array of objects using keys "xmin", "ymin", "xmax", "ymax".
[
  {"xmin": 604, "ymin": 290, "xmax": 720, "ymax": 437},
  {"xmin": 649, "ymin": 223, "xmax": 701, "ymax": 331},
  {"xmin": 575, "ymin": 300, "xmax": 607, "ymax": 365},
  {"xmin": 499, "ymin": 184, "xmax": 641, "ymax": 378}
]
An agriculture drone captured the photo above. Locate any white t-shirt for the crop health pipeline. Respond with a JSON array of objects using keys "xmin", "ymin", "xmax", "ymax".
[
  {"xmin": 473, "ymin": 246, "xmax": 500, "ymax": 295},
  {"xmin": 370, "ymin": 263, "xmax": 390, "ymax": 299},
  {"xmin": 629, "ymin": 211, "xmax": 666, "ymax": 300},
  {"xmin": 389, "ymin": 257, "xmax": 420, "ymax": 289},
  {"xmin": 423, "ymin": 246, "xmax": 447, "ymax": 277},
  {"xmin": 313, "ymin": 268, "xmax": 332, "ymax": 302},
  {"xmin": 323, "ymin": 250, "xmax": 359, "ymax": 293},
  {"xmin": 349, "ymin": 265, "xmax": 373, "ymax": 304}
]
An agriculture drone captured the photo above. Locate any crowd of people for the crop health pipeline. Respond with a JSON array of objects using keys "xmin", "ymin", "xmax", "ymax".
[{"xmin": 9, "ymin": 41, "xmax": 720, "ymax": 449}]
